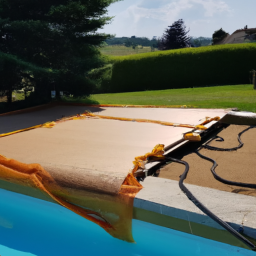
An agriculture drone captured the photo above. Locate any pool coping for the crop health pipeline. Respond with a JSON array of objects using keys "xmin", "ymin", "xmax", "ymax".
[{"xmin": 134, "ymin": 177, "xmax": 256, "ymax": 250}]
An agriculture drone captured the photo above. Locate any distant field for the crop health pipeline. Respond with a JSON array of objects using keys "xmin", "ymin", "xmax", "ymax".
[
  {"xmin": 100, "ymin": 45, "xmax": 157, "ymax": 56},
  {"xmin": 64, "ymin": 84, "xmax": 256, "ymax": 112}
]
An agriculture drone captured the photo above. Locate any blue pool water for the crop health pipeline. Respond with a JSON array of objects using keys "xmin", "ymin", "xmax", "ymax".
[{"xmin": 0, "ymin": 188, "xmax": 254, "ymax": 256}]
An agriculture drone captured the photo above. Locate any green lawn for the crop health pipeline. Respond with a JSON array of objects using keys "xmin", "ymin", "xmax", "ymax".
[{"xmin": 64, "ymin": 84, "xmax": 256, "ymax": 112}]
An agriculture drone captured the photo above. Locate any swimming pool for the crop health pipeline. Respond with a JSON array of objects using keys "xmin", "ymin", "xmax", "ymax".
[{"xmin": 0, "ymin": 188, "xmax": 254, "ymax": 256}]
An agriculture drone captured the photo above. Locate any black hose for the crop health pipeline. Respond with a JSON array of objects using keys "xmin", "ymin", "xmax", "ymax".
[
  {"xmin": 202, "ymin": 126, "xmax": 255, "ymax": 151},
  {"xmin": 197, "ymin": 126, "xmax": 256, "ymax": 189},
  {"xmin": 195, "ymin": 151, "xmax": 256, "ymax": 189},
  {"xmin": 164, "ymin": 156, "xmax": 256, "ymax": 251}
]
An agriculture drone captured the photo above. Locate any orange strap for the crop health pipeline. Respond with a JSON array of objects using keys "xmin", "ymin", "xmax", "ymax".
[
  {"xmin": 0, "ymin": 113, "xmax": 220, "ymax": 139},
  {"xmin": 83, "ymin": 112, "xmax": 215, "ymax": 130},
  {"xmin": 119, "ymin": 144, "xmax": 165, "ymax": 196},
  {"xmin": 59, "ymin": 102, "xmax": 194, "ymax": 109},
  {"xmin": 0, "ymin": 122, "xmax": 56, "ymax": 138}
]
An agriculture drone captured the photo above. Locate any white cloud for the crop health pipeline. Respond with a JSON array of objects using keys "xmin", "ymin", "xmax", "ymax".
[
  {"xmin": 100, "ymin": 0, "xmax": 235, "ymax": 37},
  {"xmin": 192, "ymin": 0, "xmax": 231, "ymax": 17},
  {"xmin": 124, "ymin": 0, "xmax": 192, "ymax": 24},
  {"xmin": 117, "ymin": 0, "xmax": 231, "ymax": 25}
]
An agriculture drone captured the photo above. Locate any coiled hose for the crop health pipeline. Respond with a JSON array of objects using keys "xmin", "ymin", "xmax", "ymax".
[
  {"xmin": 201, "ymin": 126, "xmax": 255, "ymax": 152},
  {"xmin": 163, "ymin": 156, "xmax": 256, "ymax": 251},
  {"xmin": 196, "ymin": 126, "xmax": 256, "ymax": 189}
]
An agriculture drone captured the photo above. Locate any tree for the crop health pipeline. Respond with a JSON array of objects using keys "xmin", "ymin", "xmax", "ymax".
[
  {"xmin": 190, "ymin": 37, "xmax": 212, "ymax": 47},
  {"xmin": 158, "ymin": 19, "xmax": 191, "ymax": 50},
  {"xmin": 106, "ymin": 37, "xmax": 158, "ymax": 48},
  {"xmin": 132, "ymin": 44, "xmax": 138, "ymax": 50},
  {"xmin": 124, "ymin": 40, "xmax": 133, "ymax": 47},
  {"xmin": 212, "ymin": 28, "xmax": 228, "ymax": 45},
  {"xmin": 0, "ymin": 0, "xmax": 119, "ymax": 98},
  {"xmin": 0, "ymin": 52, "xmax": 52, "ymax": 105},
  {"xmin": 191, "ymin": 38, "xmax": 202, "ymax": 47}
]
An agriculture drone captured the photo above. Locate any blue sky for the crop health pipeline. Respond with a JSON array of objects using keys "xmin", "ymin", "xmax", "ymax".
[{"xmin": 100, "ymin": 0, "xmax": 256, "ymax": 39}]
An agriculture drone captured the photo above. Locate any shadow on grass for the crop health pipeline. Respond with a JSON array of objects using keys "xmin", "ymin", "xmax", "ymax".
[{"xmin": 60, "ymin": 96, "xmax": 100, "ymax": 105}]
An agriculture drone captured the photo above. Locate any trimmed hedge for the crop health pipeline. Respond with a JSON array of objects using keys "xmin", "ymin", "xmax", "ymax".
[{"xmin": 104, "ymin": 44, "xmax": 256, "ymax": 93}]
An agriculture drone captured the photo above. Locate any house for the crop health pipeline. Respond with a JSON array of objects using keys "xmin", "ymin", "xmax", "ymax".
[{"xmin": 219, "ymin": 27, "xmax": 256, "ymax": 44}]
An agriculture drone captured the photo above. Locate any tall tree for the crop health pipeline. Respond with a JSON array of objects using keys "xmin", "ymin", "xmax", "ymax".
[
  {"xmin": 212, "ymin": 28, "xmax": 228, "ymax": 45},
  {"xmin": 0, "ymin": 0, "xmax": 119, "ymax": 97},
  {"xmin": 158, "ymin": 19, "xmax": 191, "ymax": 50}
]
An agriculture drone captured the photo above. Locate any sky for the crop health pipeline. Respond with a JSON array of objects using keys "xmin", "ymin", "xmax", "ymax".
[{"xmin": 100, "ymin": 0, "xmax": 256, "ymax": 39}]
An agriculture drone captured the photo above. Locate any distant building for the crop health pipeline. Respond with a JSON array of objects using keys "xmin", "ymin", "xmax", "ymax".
[{"xmin": 218, "ymin": 27, "xmax": 256, "ymax": 45}]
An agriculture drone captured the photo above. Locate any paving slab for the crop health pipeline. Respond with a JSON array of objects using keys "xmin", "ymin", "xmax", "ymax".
[
  {"xmin": 134, "ymin": 177, "xmax": 256, "ymax": 239},
  {"xmin": 220, "ymin": 111, "xmax": 256, "ymax": 125}
]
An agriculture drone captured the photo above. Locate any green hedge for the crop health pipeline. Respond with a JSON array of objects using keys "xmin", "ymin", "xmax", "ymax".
[{"xmin": 104, "ymin": 44, "xmax": 256, "ymax": 93}]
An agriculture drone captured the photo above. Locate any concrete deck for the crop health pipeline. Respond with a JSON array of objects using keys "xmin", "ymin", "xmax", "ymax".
[
  {"xmin": 220, "ymin": 111, "xmax": 256, "ymax": 125},
  {"xmin": 134, "ymin": 177, "xmax": 256, "ymax": 241}
]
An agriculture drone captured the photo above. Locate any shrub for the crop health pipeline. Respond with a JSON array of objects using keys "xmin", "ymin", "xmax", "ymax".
[
  {"xmin": 103, "ymin": 44, "xmax": 256, "ymax": 93},
  {"xmin": 212, "ymin": 28, "xmax": 229, "ymax": 45}
]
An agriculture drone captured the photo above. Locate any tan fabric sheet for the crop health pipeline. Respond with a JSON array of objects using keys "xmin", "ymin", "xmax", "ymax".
[
  {"xmin": 95, "ymin": 107, "xmax": 227, "ymax": 125},
  {"xmin": 0, "ymin": 104, "xmax": 227, "ymax": 134},
  {"xmin": 0, "ymin": 118, "xmax": 192, "ymax": 193},
  {"xmin": 0, "ymin": 154, "xmax": 135, "ymax": 241}
]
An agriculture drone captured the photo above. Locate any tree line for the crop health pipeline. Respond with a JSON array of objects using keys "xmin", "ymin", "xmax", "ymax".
[
  {"xmin": 106, "ymin": 35, "xmax": 212, "ymax": 49},
  {"xmin": 106, "ymin": 36, "xmax": 158, "ymax": 48},
  {"xmin": 106, "ymin": 21, "xmax": 212, "ymax": 50}
]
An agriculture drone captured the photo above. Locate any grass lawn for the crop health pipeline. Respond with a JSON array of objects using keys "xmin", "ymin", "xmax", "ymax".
[
  {"xmin": 0, "ymin": 92, "xmax": 25, "ymax": 103},
  {"xmin": 64, "ymin": 84, "xmax": 256, "ymax": 112},
  {"xmin": 100, "ymin": 45, "xmax": 157, "ymax": 56}
]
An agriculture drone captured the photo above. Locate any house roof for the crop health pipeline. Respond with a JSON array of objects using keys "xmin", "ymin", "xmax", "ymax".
[{"xmin": 233, "ymin": 27, "xmax": 256, "ymax": 34}]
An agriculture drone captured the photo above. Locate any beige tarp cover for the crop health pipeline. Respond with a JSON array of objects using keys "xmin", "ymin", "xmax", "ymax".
[{"xmin": 0, "ymin": 104, "xmax": 227, "ymax": 241}]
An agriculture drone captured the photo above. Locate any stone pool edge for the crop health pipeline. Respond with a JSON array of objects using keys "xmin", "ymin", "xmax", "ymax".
[{"xmin": 134, "ymin": 176, "xmax": 256, "ymax": 250}]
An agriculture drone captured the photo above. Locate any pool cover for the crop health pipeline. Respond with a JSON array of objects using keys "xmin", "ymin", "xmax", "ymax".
[{"xmin": 0, "ymin": 104, "xmax": 227, "ymax": 241}]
